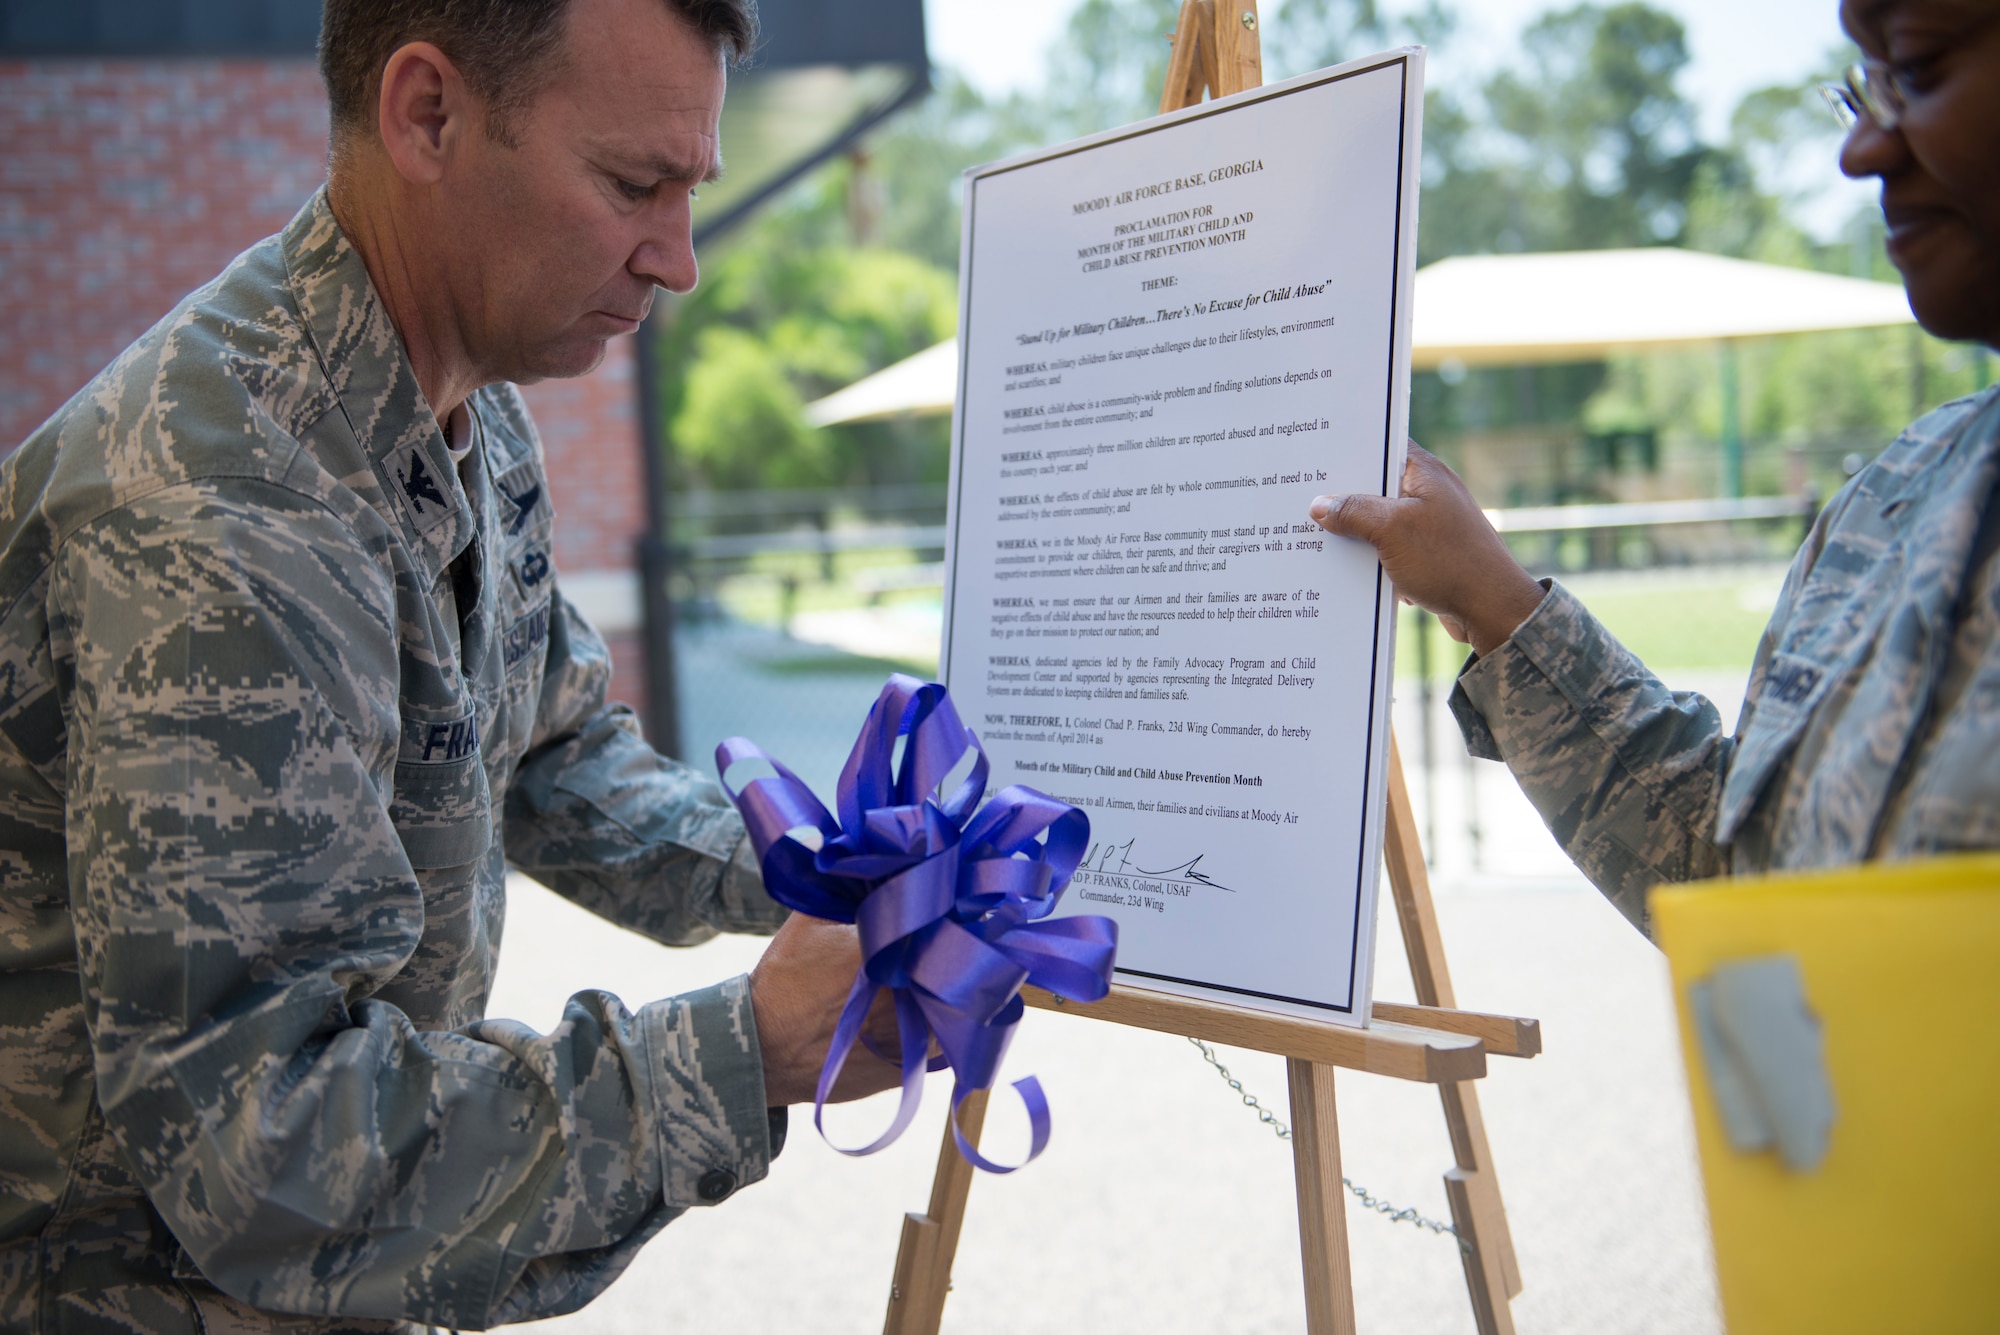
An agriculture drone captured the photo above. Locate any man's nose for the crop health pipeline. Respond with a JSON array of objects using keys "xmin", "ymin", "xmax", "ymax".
[
  {"xmin": 631, "ymin": 210, "xmax": 699, "ymax": 295},
  {"xmin": 1838, "ymin": 113, "xmax": 1908, "ymax": 181}
]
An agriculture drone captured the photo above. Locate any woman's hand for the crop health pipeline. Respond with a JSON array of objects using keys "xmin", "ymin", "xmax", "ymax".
[{"xmin": 1310, "ymin": 443, "xmax": 1546, "ymax": 657}]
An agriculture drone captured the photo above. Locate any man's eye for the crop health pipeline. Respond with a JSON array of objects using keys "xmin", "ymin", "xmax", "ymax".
[{"xmin": 615, "ymin": 178, "xmax": 656, "ymax": 202}]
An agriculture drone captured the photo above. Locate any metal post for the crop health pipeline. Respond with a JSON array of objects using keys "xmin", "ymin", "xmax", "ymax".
[
  {"xmin": 1462, "ymin": 724, "xmax": 1481, "ymax": 874},
  {"xmin": 1414, "ymin": 609, "xmax": 1436, "ymax": 863},
  {"xmin": 1718, "ymin": 339, "xmax": 1743, "ymax": 500},
  {"xmin": 1909, "ymin": 325, "xmax": 1928, "ymax": 416},
  {"xmin": 634, "ymin": 303, "xmax": 684, "ymax": 760}
]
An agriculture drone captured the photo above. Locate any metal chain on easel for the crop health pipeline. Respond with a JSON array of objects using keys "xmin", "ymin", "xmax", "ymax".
[{"xmin": 1188, "ymin": 1037, "xmax": 1471, "ymax": 1253}]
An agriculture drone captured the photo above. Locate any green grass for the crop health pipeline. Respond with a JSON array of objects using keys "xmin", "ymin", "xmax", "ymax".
[
  {"xmin": 1567, "ymin": 573, "xmax": 1777, "ymax": 672},
  {"xmin": 1396, "ymin": 567, "xmax": 1783, "ymax": 680},
  {"xmin": 757, "ymin": 651, "xmax": 935, "ymax": 678},
  {"xmin": 711, "ymin": 549, "xmax": 936, "ymax": 627}
]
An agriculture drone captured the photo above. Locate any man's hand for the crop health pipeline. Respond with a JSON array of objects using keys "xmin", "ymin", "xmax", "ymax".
[
  {"xmin": 749, "ymin": 914, "xmax": 906, "ymax": 1107},
  {"xmin": 1310, "ymin": 443, "xmax": 1547, "ymax": 658}
]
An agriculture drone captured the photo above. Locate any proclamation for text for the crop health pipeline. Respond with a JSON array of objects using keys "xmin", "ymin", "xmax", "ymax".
[{"xmin": 941, "ymin": 51, "xmax": 1425, "ymax": 1023}]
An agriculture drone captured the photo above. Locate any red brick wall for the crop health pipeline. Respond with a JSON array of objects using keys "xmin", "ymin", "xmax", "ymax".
[
  {"xmin": 0, "ymin": 60, "xmax": 331, "ymax": 444},
  {"xmin": 516, "ymin": 343, "xmax": 647, "ymax": 577},
  {"xmin": 516, "ymin": 347, "xmax": 649, "ymax": 716},
  {"xmin": 0, "ymin": 58, "xmax": 649, "ymax": 709}
]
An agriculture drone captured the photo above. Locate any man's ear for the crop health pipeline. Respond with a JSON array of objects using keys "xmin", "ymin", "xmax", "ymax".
[{"xmin": 376, "ymin": 41, "xmax": 473, "ymax": 187}]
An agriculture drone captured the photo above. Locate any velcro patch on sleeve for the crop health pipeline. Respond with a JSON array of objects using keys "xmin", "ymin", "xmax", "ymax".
[{"xmin": 400, "ymin": 708, "xmax": 482, "ymax": 765}]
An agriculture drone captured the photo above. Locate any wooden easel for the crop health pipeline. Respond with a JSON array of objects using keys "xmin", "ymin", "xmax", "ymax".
[{"xmin": 884, "ymin": 9, "xmax": 1538, "ymax": 1332}]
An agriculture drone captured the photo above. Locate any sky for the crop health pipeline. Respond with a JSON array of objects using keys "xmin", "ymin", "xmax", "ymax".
[{"xmin": 923, "ymin": 0, "xmax": 1875, "ymax": 238}]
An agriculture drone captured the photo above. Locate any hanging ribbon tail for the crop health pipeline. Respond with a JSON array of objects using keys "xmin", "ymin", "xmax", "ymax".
[
  {"xmin": 952, "ymin": 1076, "xmax": 1053, "ymax": 1174},
  {"xmin": 813, "ymin": 978, "xmax": 934, "ymax": 1158},
  {"xmin": 919, "ymin": 990, "xmax": 1023, "ymax": 1094},
  {"xmin": 906, "ymin": 918, "xmax": 1031, "ymax": 1024}
]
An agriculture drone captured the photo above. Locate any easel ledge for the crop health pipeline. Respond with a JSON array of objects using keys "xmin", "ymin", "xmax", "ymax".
[{"xmin": 1025, "ymin": 985, "xmax": 1540, "ymax": 1082}]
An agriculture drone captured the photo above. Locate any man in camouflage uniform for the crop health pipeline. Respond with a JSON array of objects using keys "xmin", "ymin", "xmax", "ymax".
[
  {"xmin": 0, "ymin": 0, "xmax": 901, "ymax": 1329},
  {"xmin": 1312, "ymin": 0, "xmax": 2000, "ymax": 930}
]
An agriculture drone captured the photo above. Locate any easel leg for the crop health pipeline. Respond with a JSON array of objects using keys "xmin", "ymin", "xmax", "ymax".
[
  {"xmin": 1159, "ymin": 0, "xmax": 1208, "ymax": 115},
  {"xmin": 1384, "ymin": 733, "xmax": 1523, "ymax": 1332},
  {"xmin": 1287, "ymin": 1059, "xmax": 1358, "ymax": 1335},
  {"xmin": 883, "ymin": 1090, "xmax": 989, "ymax": 1335},
  {"xmin": 1443, "ymin": 1085, "xmax": 1521, "ymax": 1334}
]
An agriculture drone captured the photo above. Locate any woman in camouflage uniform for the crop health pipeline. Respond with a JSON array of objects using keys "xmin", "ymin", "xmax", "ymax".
[{"xmin": 1312, "ymin": 0, "xmax": 2000, "ymax": 930}]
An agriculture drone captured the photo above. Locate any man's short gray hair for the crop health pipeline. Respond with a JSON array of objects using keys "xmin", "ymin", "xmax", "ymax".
[{"xmin": 320, "ymin": 0, "xmax": 756, "ymax": 147}]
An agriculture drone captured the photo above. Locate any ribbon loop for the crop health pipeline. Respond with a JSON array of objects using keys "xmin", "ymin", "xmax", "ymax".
[{"xmin": 718, "ymin": 676, "xmax": 1118, "ymax": 1172}]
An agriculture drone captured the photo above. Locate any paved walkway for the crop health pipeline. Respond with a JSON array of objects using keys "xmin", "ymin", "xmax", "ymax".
[{"xmin": 496, "ymin": 863, "xmax": 1723, "ymax": 1334}]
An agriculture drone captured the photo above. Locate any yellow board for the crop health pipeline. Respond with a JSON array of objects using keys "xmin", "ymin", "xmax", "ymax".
[{"xmin": 1651, "ymin": 856, "xmax": 2000, "ymax": 1335}]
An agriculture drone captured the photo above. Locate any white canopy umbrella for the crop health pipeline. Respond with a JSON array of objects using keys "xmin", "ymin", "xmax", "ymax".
[
  {"xmin": 803, "ymin": 247, "xmax": 1915, "ymax": 426},
  {"xmin": 1413, "ymin": 247, "xmax": 1913, "ymax": 368},
  {"xmin": 804, "ymin": 337, "xmax": 960, "ymax": 427}
]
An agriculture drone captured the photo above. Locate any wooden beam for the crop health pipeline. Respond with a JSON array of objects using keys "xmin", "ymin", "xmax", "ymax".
[
  {"xmin": 1447, "ymin": 1166, "xmax": 1520, "ymax": 1334},
  {"xmin": 1023, "ymin": 984, "xmax": 1487, "ymax": 1084},
  {"xmin": 1370, "ymin": 1002, "xmax": 1542, "ymax": 1059},
  {"xmin": 881, "ymin": 1090, "xmax": 990, "ymax": 1335},
  {"xmin": 1159, "ymin": 0, "xmax": 1208, "ymax": 115},
  {"xmin": 1288, "ymin": 1059, "xmax": 1358, "ymax": 1335},
  {"xmin": 1210, "ymin": 0, "xmax": 1263, "ymax": 98},
  {"xmin": 1385, "ymin": 733, "xmax": 1457, "ymax": 1010},
  {"xmin": 1383, "ymin": 731, "xmax": 1526, "ymax": 1327}
]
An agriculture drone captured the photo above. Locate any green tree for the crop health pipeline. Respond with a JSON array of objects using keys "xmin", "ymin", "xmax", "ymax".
[
  {"xmin": 1262, "ymin": 0, "xmax": 1386, "ymax": 78},
  {"xmin": 1479, "ymin": 3, "xmax": 1709, "ymax": 250},
  {"xmin": 1037, "ymin": 0, "xmax": 1186, "ymax": 138},
  {"xmin": 657, "ymin": 196, "xmax": 958, "ymax": 492}
]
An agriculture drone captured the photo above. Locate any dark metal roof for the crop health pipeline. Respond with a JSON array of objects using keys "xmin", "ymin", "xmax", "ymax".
[
  {"xmin": 0, "ymin": 1, "xmax": 321, "ymax": 56},
  {"xmin": 0, "ymin": 0, "xmax": 927, "ymax": 67},
  {"xmin": 752, "ymin": 0, "xmax": 925, "ymax": 72}
]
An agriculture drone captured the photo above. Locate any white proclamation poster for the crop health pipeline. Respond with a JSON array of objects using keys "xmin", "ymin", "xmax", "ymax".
[{"xmin": 941, "ymin": 50, "xmax": 1425, "ymax": 1024}]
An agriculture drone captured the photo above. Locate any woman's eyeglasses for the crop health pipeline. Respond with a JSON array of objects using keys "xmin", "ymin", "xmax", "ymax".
[{"xmin": 1819, "ymin": 61, "xmax": 1906, "ymax": 132}]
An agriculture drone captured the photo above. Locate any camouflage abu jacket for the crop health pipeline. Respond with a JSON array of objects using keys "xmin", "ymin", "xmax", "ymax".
[
  {"xmin": 0, "ymin": 190, "xmax": 788, "ymax": 1334},
  {"xmin": 1453, "ymin": 386, "xmax": 2000, "ymax": 932}
]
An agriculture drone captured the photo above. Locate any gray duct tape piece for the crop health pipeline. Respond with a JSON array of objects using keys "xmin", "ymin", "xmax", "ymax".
[{"xmin": 1687, "ymin": 953, "xmax": 1836, "ymax": 1172}]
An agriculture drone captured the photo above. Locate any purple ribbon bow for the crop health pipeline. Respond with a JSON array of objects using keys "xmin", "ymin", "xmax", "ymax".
[{"xmin": 717, "ymin": 675, "xmax": 1118, "ymax": 1172}]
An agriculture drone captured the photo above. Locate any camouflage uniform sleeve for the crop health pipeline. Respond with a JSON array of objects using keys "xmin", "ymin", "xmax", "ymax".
[
  {"xmin": 60, "ymin": 480, "xmax": 773, "ymax": 1329},
  {"xmin": 503, "ymin": 588, "xmax": 789, "ymax": 943},
  {"xmin": 1447, "ymin": 579, "xmax": 1736, "ymax": 931}
]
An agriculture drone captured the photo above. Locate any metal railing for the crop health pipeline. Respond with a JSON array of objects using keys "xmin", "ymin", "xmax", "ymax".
[
  {"xmin": 1484, "ymin": 494, "xmax": 1817, "ymax": 534},
  {"xmin": 686, "ymin": 524, "xmax": 948, "ymax": 560},
  {"xmin": 668, "ymin": 490, "xmax": 1820, "ymax": 569}
]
